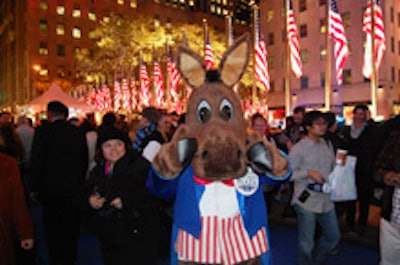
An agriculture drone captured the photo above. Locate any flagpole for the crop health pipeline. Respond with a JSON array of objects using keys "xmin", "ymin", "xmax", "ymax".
[
  {"xmin": 166, "ymin": 39, "xmax": 171, "ymax": 112},
  {"xmin": 252, "ymin": 5, "xmax": 259, "ymax": 108},
  {"xmin": 225, "ymin": 15, "xmax": 233, "ymax": 46},
  {"xmin": 203, "ymin": 19, "xmax": 208, "ymax": 58},
  {"xmin": 370, "ymin": 0, "xmax": 378, "ymax": 118},
  {"xmin": 325, "ymin": 0, "xmax": 332, "ymax": 112},
  {"xmin": 284, "ymin": 0, "xmax": 291, "ymax": 116}
]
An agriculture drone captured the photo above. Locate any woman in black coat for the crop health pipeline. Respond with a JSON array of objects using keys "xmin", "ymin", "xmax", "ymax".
[{"xmin": 81, "ymin": 127, "xmax": 160, "ymax": 265}]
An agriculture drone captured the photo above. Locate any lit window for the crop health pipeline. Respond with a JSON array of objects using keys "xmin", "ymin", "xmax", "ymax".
[
  {"xmin": 320, "ymin": 18, "xmax": 326, "ymax": 33},
  {"xmin": 72, "ymin": 8, "xmax": 81, "ymax": 18},
  {"xmin": 56, "ymin": 24, "xmax": 65, "ymax": 35},
  {"xmin": 39, "ymin": 67, "xmax": 48, "ymax": 77},
  {"xmin": 74, "ymin": 47, "xmax": 81, "ymax": 56},
  {"xmin": 189, "ymin": 0, "xmax": 194, "ymax": 6},
  {"xmin": 72, "ymin": 27, "xmax": 81, "ymax": 39},
  {"xmin": 103, "ymin": 15, "xmax": 110, "ymax": 23},
  {"xmin": 217, "ymin": 6, "xmax": 221, "ymax": 15},
  {"xmin": 56, "ymin": 5, "xmax": 65, "ymax": 15},
  {"xmin": 39, "ymin": 20, "xmax": 48, "ymax": 33},
  {"xmin": 342, "ymin": 12, "xmax": 350, "ymax": 27},
  {"xmin": 320, "ymin": 45, "xmax": 326, "ymax": 60},
  {"xmin": 58, "ymin": 66, "xmax": 65, "ymax": 77},
  {"xmin": 210, "ymin": 5, "xmax": 216, "ymax": 14},
  {"xmin": 154, "ymin": 17, "xmax": 160, "ymax": 28},
  {"xmin": 343, "ymin": 69, "xmax": 352, "ymax": 84},
  {"xmin": 88, "ymin": 12, "xmax": 96, "ymax": 21},
  {"xmin": 266, "ymin": 10, "xmax": 274, "ymax": 22},
  {"xmin": 39, "ymin": 0, "xmax": 48, "ymax": 10},
  {"xmin": 130, "ymin": 0, "xmax": 137, "ymax": 8},
  {"xmin": 117, "ymin": 0, "xmax": 124, "ymax": 5},
  {"xmin": 301, "ymin": 49, "xmax": 308, "ymax": 64},
  {"xmin": 268, "ymin": 56, "xmax": 275, "ymax": 70},
  {"xmin": 39, "ymin": 42, "xmax": 48, "ymax": 55},
  {"xmin": 88, "ymin": 30, "xmax": 96, "ymax": 39}
]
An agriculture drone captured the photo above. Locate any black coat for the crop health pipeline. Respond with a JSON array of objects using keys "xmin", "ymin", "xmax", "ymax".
[
  {"xmin": 340, "ymin": 124, "xmax": 378, "ymax": 188},
  {"xmin": 29, "ymin": 119, "xmax": 88, "ymax": 200},
  {"xmin": 374, "ymin": 121, "xmax": 400, "ymax": 221},
  {"xmin": 82, "ymin": 152, "xmax": 160, "ymax": 264}
]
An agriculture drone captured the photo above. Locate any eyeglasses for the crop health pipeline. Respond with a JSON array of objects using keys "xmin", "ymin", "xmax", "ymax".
[{"xmin": 313, "ymin": 121, "xmax": 327, "ymax": 126}]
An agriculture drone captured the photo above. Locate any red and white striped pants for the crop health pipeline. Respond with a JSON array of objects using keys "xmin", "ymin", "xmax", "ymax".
[{"xmin": 175, "ymin": 214, "xmax": 269, "ymax": 264}]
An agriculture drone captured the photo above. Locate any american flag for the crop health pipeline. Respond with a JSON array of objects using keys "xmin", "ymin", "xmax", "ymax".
[
  {"xmin": 86, "ymin": 87, "xmax": 97, "ymax": 106},
  {"xmin": 286, "ymin": 0, "xmax": 302, "ymax": 78},
  {"xmin": 204, "ymin": 24, "xmax": 215, "ymax": 70},
  {"xmin": 95, "ymin": 86, "xmax": 104, "ymax": 111},
  {"xmin": 153, "ymin": 59, "xmax": 165, "ymax": 109},
  {"xmin": 362, "ymin": 0, "xmax": 386, "ymax": 79},
  {"xmin": 113, "ymin": 78, "xmax": 122, "ymax": 112},
  {"xmin": 140, "ymin": 60, "xmax": 151, "ymax": 109},
  {"xmin": 130, "ymin": 75, "xmax": 138, "ymax": 111},
  {"xmin": 167, "ymin": 45, "xmax": 181, "ymax": 104},
  {"xmin": 101, "ymin": 84, "xmax": 112, "ymax": 110},
  {"xmin": 254, "ymin": 13, "xmax": 270, "ymax": 92},
  {"xmin": 121, "ymin": 78, "xmax": 131, "ymax": 112},
  {"xmin": 328, "ymin": 0, "xmax": 349, "ymax": 85}
]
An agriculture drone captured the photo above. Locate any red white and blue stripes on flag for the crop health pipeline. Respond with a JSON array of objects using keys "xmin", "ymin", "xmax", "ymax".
[
  {"xmin": 362, "ymin": 0, "xmax": 386, "ymax": 79},
  {"xmin": 254, "ymin": 12, "xmax": 270, "ymax": 92},
  {"xmin": 286, "ymin": 0, "xmax": 302, "ymax": 78},
  {"xmin": 328, "ymin": 0, "xmax": 349, "ymax": 85},
  {"xmin": 153, "ymin": 59, "xmax": 165, "ymax": 109},
  {"xmin": 140, "ymin": 60, "xmax": 151, "ymax": 108}
]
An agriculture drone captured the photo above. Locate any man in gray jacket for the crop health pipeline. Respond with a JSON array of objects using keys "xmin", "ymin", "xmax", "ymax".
[{"xmin": 289, "ymin": 110, "xmax": 339, "ymax": 265}]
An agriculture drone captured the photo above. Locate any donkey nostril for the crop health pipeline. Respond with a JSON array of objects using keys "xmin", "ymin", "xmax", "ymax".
[
  {"xmin": 237, "ymin": 149, "xmax": 242, "ymax": 159},
  {"xmin": 202, "ymin": 151, "xmax": 208, "ymax": 160}
]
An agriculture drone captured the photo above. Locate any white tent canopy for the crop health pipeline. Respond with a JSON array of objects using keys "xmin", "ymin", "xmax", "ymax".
[{"xmin": 28, "ymin": 83, "xmax": 95, "ymax": 113}]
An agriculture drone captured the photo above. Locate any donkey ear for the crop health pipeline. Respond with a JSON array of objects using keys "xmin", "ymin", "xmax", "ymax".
[
  {"xmin": 219, "ymin": 33, "xmax": 250, "ymax": 88},
  {"xmin": 176, "ymin": 45, "xmax": 207, "ymax": 89}
]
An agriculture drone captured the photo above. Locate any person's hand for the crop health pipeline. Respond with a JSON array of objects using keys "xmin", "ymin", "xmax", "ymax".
[
  {"xmin": 89, "ymin": 194, "xmax": 106, "ymax": 209},
  {"xmin": 21, "ymin": 238, "xmax": 34, "ymax": 250},
  {"xmin": 29, "ymin": 192, "xmax": 39, "ymax": 203},
  {"xmin": 307, "ymin": 170, "xmax": 324, "ymax": 183},
  {"xmin": 393, "ymin": 173, "xmax": 400, "ymax": 186},
  {"xmin": 110, "ymin": 197, "xmax": 123, "ymax": 209},
  {"xmin": 384, "ymin": 171, "xmax": 400, "ymax": 186}
]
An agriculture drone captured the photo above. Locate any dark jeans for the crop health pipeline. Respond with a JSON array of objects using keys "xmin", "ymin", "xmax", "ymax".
[
  {"xmin": 294, "ymin": 204, "xmax": 340, "ymax": 265},
  {"xmin": 42, "ymin": 198, "xmax": 81, "ymax": 265}
]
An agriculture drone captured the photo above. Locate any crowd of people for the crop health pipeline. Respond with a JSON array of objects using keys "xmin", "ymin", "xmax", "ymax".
[{"xmin": 0, "ymin": 101, "xmax": 399, "ymax": 265}]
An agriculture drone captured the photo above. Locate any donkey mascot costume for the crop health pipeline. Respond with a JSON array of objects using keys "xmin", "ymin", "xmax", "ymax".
[{"xmin": 147, "ymin": 34, "xmax": 291, "ymax": 265}]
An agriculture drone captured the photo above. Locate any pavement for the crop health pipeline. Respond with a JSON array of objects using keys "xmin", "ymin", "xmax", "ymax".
[{"xmin": 267, "ymin": 198, "xmax": 380, "ymax": 251}]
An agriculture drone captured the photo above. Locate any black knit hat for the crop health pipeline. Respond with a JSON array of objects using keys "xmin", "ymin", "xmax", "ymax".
[{"xmin": 97, "ymin": 127, "xmax": 129, "ymax": 148}]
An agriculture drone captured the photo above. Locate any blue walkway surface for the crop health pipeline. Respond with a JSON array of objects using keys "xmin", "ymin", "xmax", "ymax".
[{"xmin": 31, "ymin": 205, "xmax": 379, "ymax": 265}]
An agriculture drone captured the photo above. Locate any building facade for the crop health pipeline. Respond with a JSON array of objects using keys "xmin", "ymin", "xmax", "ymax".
[
  {"xmin": 0, "ymin": 0, "xmax": 251, "ymax": 111},
  {"xmin": 260, "ymin": 0, "xmax": 400, "ymax": 120},
  {"xmin": 1, "ymin": 0, "xmax": 399, "ymax": 120}
]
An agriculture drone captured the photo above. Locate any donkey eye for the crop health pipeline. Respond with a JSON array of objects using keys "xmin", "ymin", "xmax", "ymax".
[
  {"xmin": 219, "ymin": 99, "xmax": 233, "ymax": 121},
  {"xmin": 196, "ymin": 100, "xmax": 212, "ymax": 123}
]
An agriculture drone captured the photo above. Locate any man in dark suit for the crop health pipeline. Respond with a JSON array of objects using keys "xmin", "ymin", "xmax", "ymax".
[{"xmin": 30, "ymin": 101, "xmax": 88, "ymax": 265}]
